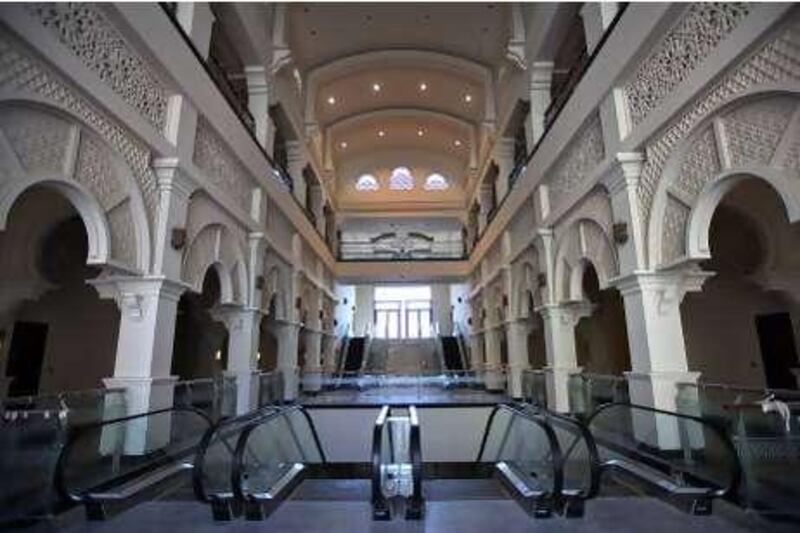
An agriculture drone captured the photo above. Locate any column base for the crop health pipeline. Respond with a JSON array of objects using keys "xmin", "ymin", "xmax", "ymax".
[
  {"xmin": 543, "ymin": 366, "xmax": 582, "ymax": 413},
  {"xmin": 223, "ymin": 370, "xmax": 260, "ymax": 415},
  {"xmin": 625, "ymin": 371, "xmax": 702, "ymax": 450},
  {"xmin": 102, "ymin": 376, "xmax": 179, "ymax": 454}
]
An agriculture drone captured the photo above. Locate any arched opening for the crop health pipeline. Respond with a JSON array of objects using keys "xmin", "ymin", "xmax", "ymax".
[
  {"xmin": 526, "ymin": 291, "xmax": 547, "ymax": 369},
  {"xmin": 257, "ymin": 317, "xmax": 279, "ymax": 372},
  {"xmin": 682, "ymin": 177, "xmax": 800, "ymax": 389},
  {"xmin": 0, "ymin": 186, "xmax": 119, "ymax": 396},
  {"xmin": 171, "ymin": 267, "xmax": 229, "ymax": 380},
  {"xmin": 574, "ymin": 262, "xmax": 632, "ymax": 375}
]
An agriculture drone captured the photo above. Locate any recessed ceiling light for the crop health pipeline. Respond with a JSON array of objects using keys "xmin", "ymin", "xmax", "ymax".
[
  {"xmin": 372, "ymin": 83, "xmax": 382, "ymax": 92},
  {"xmin": 327, "ymin": 96, "xmax": 336, "ymax": 105},
  {"xmin": 340, "ymin": 141, "xmax": 348, "ymax": 149},
  {"xmin": 464, "ymin": 94, "xmax": 473, "ymax": 103},
  {"xmin": 419, "ymin": 82, "xmax": 428, "ymax": 92},
  {"xmin": 454, "ymin": 139, "xmax": 462, "ymax": 147},
  {"xmin": 417, "ymin": 129, "xmax": 425, "ymax": 137},
  {"xmin": 378, "ymin": 130, "xmax": 386, "ymax": 137}
]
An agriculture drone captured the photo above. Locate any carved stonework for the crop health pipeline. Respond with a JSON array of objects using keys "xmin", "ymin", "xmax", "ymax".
[
  {"xmin": 0, "ymin": 103, "xmax": 142, "ymax": 270},
  {"xmin": 657, "ymin": 94, "xmax": 800, "ymax": 265},
  {"xmin": 723, "ymin": 95, "xmax": 795, "ymax": 167},
  {"xmin": 74, "ymin": 131, "xmax": 126, "ymax": 209},
  {"xmin": 27, "ymin": 3, "xmax": 168, "ymax": 130},
  {"xmin": 0, "ymin": 106, "xmax": 72, "ymax": 175},
  {"xmin": 107, "ymin": 200, "xmax": 137, "ymax": 267},
  {"xmin": 624, "ymin": 3, "xmax": 751, "ymax": 127},
  {"xmin": 193, "ymin": 118, "xmax": 254, "ymax": 214},
  {"xmin": 673, "ymin": 126, "xmax": 720, "ymax": 200},
  {"xmin": 637, "ymin": 15, "xmax": 800, "ymax": 259},
  {"xmin": 661, "ymin": 195, "xmax": 690, "ymax": 263},
  {"xmin": 182, "ymin": 225, "xmax": 218, "ymax": 292},
  {"xmin": 0, "ymin": 33, "xmax": 159, "ymax": 228},
  {"xmin": 547, "ymin": 115, "xmax": 605, "ymax": 212}
]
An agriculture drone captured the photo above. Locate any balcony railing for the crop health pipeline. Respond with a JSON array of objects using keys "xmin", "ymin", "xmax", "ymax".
[
  {"xmin": 338, "ymin": 240, "xmax": 466, "ymax": 262},
  {"xmin": 159, "ymin": 4, "xmax": 329, "ymax": 248},
  {"xmin": 475, "ymin": 4, "xmax": 628, "ymax": 244}
]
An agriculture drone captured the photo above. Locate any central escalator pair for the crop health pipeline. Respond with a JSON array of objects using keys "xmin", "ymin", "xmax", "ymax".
[
  {"xmin": 371, "ymin": 404, "xmax": 424, "ymax": 521},
  {"xmin": 477, "ymin": 403, "xmax": 600, "ymax": 518},
  {"xmin": 193, "ymin": 404, "xmax": 326, "ymax": 520}
]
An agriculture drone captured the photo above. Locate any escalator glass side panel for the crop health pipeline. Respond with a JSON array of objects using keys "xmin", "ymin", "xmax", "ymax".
[
  {"xmin": 56, "ymin": 407, "xmax": 213, "ymax": 504},
  {"xmin": 478, "ymin": 405, "xmax": 563, "ymax": 498},
  {"xmin": 586, "ymin": 402, "xmax": 741, "ymax": 499}
]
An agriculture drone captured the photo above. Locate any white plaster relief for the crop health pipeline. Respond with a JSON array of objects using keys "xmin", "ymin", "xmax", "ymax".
[
  {"xmin": 723, "ymin": 95, "xmax": 795, "ymax": 167},
  {"xmin": 624, "ymin": 3, "xmax": 751, "ymax": 127},
  {"xmin": 661, "ymin": 194, "xmax": 691, "ymax": 262},
  {"xmin": 637, "ymin": 15, "xmax": 800, "ymax": 259},
  {"xmin": 193, "ymin": 117, "xmax": 254, "ymax": 214},
  {"xmin": 0, "ymin": 104, "xmax": 144, "ymax": 270},
  {"xmin": 0, "ymin": 33, "xmax": 159, "ymax": 229},
  {"xmin": 546, "ymin": 115, "xmax": 605, "ymax": 213},
  {"xmin": 673, "ymin": 126, "xmax": 721, "ymax": 200},
  {"xmin": 27, "ymin": 2, "xmax": 168, "ymax": 130}
]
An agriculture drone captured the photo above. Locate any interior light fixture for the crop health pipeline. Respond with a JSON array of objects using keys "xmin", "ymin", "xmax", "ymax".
[
  {"xmin": 417, "ymin": 129, "xmax": 425, "ymax": 137},
  {"xmin": 454, "ymin": 139, "xmax": 462, "ymax": 147},
  {"xmin": 378, "ymin": 130, "xmax": 386, "ymax": 137},
  {"xmin": 257, "ymin": 351, "xmax": 262, "ymax": 361},
  {"xmin": 372, "ymin": 83, "xmax": 382, "ymax": 92},
  {"xmin": 419, "ymin": 82, "xmax": 428, "ymax": 91},
  {"xmin": 214, "ymin": 350, "xmax": 222, "ymax": 361},
  {"xmin": 464, "ymin": 93, "xmax": 473, "ymax": 103},
  {"xmin": 340, "ymin": 141, "xmax": 348, "ymax": 149},
  {"xmin": 327, "ymin": 96, "xmax": 336, "ymax": 105}
]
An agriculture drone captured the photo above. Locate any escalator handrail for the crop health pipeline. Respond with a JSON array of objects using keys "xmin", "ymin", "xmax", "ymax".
[
  {"xmin": 371, "ymin": 405, "xmax": 391, "ymax": 510},
  {"xmin": 408, "ymin": 405, "xmax": 423, "ymax": 509},
  {"xmin": 230, "ymin": 405, "xmax": 327, "ymax": 502},
  {"xmin": 584, "ymin": 401, "xmax": 742, "ymax": 499},
  {"xmin": 519, "ymin": 403, "xmax": 602, "ymax": 500},
  {"xmin": 55, "ymin": 405, "xmax": 214, "ymax": 505},
  {"xmin": 192, "ymin": 405, "xmax": 279, "ymax": 503},
  {"xmin": 476, "ymin": 403, "xmax": 565, "ymax": 498}
]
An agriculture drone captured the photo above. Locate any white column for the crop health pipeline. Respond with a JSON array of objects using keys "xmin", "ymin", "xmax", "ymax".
[
  {"xmin": 528, "ymin": 62, "xmax": 554, "ymax": 149},
  {"xmin": 615, "ymin": 269, "xmax": 711, "ymax": 448},
  {"xmin": 92, "ymin": 277, "xmax": 187, "ymax": 453},
  {"xmin": 274, "ymin": 321, "xmax": 300, "ymax": 401},
  {"xmin": 469, "ymin": 333, "xmax": 485, "ymax": 378},
  {"xmin": 580, "ymin": 2, "xmax": 620, "ymax": 55},
  {"xmin": 506, "ymin": 320, "xmax": 531, "ymax": 399},
  {"xmin": 212, "ymin": 306, "xmax": 261, "ymax": 414},
  {"xmin": 152, "ymin": 160, "xmax": 196, "ymax": 279},
  {"xmin": 286, "ymin": 141, "xmax": 307, "ymax": 207},
  {"xmin": 244, "ymin": 66, "xmax": 274, "ymax": 153},
  {"xmin": 175, "ymin": 2, "xmax": 215, "ymax": 59},
  {"xmin": 484, "ymin": 326, "xmax": 504, "ymax": 391},
  {"xmin": 539, "ymin": 303, "xmax": 592, "ymax": 412},
  {"xmin": 602, "ymin": 153, "xmax": 647, "ymax": 272},
  {"xmin": 303, "ymin": 330, "xmax": 323, "ymax": 392},
  {"xmin": 477, "ymin": 184, "xmax": 494, "ymax": 234},
  {"xmin": 494, "ymin": 137, "xmax": 516, "ymax": 199}
]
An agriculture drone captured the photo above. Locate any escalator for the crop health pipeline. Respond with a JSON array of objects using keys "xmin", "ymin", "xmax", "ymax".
[
  {"xmin": 24, "ymin": 397, "xmax": 774, "ymax": 532},
  {"xmin": 440, "ymin": 336, "xmax": 464, "ymax": 371}
]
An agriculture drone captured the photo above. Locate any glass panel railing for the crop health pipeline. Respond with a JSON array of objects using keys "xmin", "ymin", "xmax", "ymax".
[
  {"xmin": 229, "ymin": 406, "xmax": 324, "ymax": 520},
  {"xmin": 526, "ymin": 405, "xmax": 600, "ymax": 516},
  {"xmin": 567, "ymin": 373, "xmax": 629, "ymax": 415},
  {"xmin": 675, "ymin": 382, "xmax": 800, "ymax": 518},
  {"xmin": 521, "ymin": 369, "xmax": 547, "ymax": 408},
  {"xmin": 477, "ymin": 404, "xmax": 563, "ymax": 516},
  {"xmin": 586, "ymin": 402, "xmax": 741, "ymax": 514},
  {"xmin": 55, "ymin": 406, "xmax": 214, "ymax": 519},
  {"xmin": 257, "ymin": 371, "xmax": 285, "ymax": 407}
]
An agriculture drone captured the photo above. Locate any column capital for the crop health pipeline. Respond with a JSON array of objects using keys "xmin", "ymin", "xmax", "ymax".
[
  {"xmin": 210, "ymin": 303, "xmax": 261, "ymax": 331},
  {"xmin": 530, "ymin": 61, "xmax": 555, "ymax": 88},
  {"xmin": 612, "ymin": 266, "xmax": 713, "ymax": 309},
  {"xmin": 89, "ymin": 276, "xmax": 189, "ymax": 319},
  {"xmin": 602, "ymin": 152, "xmax": 646, "ymax": 195},
  {"xmin": 244, "ymin": 65, "xmax": 269, "ymax": 94},
  {"xmin": 538, "ymin": 301, "xmax": 594, "ymax": 327},
  {"xmin": 152, "ymin": 157, "xmax": 197, "ymax": 199}
]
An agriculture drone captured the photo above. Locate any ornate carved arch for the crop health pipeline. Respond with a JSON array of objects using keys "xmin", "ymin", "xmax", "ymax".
[
  {"xmin": 0, "ymin": 103, "xmax": 150, "ymax": 272},
  {"xmin": 648, "ymin": 92, "xmax": 800, "ymax": 268},
  {"xmin": 182, "ymin": 223, "xmax": 248, "ymax": 304},
  {"xmin": 554, "ymin": 218, "xmax": 618, "ymax": 303}
]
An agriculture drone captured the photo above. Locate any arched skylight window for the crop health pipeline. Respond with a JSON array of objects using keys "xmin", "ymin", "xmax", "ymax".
[
  {"xmin": 355, "ymin": 174, "xmax": 379, "ymax": 191},
  {"xmin": 389, "ymin": 167, "xmax": 414, "ymax": 190},
  {"xmin": 423, "ymin": 173, "xmax": 449, "ymax": 191}
]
